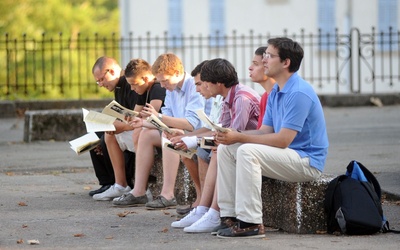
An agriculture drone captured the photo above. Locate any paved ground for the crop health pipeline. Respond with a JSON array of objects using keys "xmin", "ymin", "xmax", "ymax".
[{"xmin": 0, "ymin": 105, "xmax": 399, "ymax": 249}]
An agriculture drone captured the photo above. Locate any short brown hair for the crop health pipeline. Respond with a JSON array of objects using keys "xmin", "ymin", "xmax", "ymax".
[
  {"xmin": 151, "ymin": 53, "xmax": 184, "ymax": 76},
  {"xmin": 124, "ymin": 59, "xmax": 152, "ymax": 78}
]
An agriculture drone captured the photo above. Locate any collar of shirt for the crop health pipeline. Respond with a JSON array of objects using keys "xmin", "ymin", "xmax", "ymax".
[{"xmin": 223, "ymin": 84, "xmax": 235, "ymax": 108}]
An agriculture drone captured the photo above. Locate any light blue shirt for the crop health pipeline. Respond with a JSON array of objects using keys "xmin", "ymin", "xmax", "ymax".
[
  {"xmin": 263, "ymin": 72, "xmax": 329, "ymax": 171},
  {"xmin": 161, "ymin": 73, "xmax": 205, "ymax": 130}
]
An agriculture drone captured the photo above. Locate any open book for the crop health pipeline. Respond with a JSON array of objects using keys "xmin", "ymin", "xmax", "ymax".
[
  {"xmin": 69, "ymin": 132, "xmax": 100, "ymax": 155},
  {"xmin": 102, "ymin": 100, "xmax": 139, "ymax": 123},
  {"xmin": 146, "ymin": 114, "xmax": 172, "ymax": 133},
  {"xmin": 82, "ymin": 108, "xmax": 116, "ymax": 132},
  {"xmin": 162, "ymin": 137, "xmax": 196, "ymax": 159},
  {"xmin": 195, "ymin": 109, "xmax": 231, "ymax": 133},
  {"xmin": 200, "ymin": 136, "xmax": 217, "ymax": 149}
]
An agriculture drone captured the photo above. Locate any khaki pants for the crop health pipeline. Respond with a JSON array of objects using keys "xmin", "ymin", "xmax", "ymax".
[{"xmin": 217, "ymin": 143, "xmax": 321, "ymax": 224}]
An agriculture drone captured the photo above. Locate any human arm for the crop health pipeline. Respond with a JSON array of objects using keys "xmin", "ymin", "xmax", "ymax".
[{"xmin": 215, "ymin": 125, "xmax": 297, "ymax": 148}]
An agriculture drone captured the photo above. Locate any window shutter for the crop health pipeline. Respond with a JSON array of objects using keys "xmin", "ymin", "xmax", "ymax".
[
  {"xmin": 209, "ymin": 0, "xmax": 225, "ymax": 47},
  {"xmin": 168, "ymin": 0, "xmax": 183, "ymax": 48},
  {"xmin": 318, "ymin": 0, "xmax": 336, "ymax": 51}
]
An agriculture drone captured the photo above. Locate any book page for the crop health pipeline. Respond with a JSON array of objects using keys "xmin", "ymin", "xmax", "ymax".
[
  {"xmin": 82, "ymin": 108, "xmax": 116, "ymax": 132},
  {"xmin": 146, "ymin": 114, "xmax": 172, "ymax": 133},
  {"xmin": 195, "ymin": 109, "xmax": 230, "ymax": 133},
  {"xmin": 102, "ymin": 100, "xmax": 139, "ymax": 123}
]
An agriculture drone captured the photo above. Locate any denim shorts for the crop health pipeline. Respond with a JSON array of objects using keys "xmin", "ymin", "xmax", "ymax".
[{"xmin": 196, "ymin": 147, "xmax": 212, "ymax": 164}]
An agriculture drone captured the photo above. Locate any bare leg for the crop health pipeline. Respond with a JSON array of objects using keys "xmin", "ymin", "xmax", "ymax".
[
  {"xmin": 198, "ymin": 151, "xmax": 217, "ymax": 208},
  {"xmin": 181, "ymin": 157, "xmax": 201, "ymax": 207},
  {"xmin": 131, "ymin": 128, "xmax": 161, "ymax": 197},
  {"xmin": 105, "ymin": 133, "xmax": 127, "ymax": 187},
  {"xmin": 159, "ymin": 137, "xmax": 181, "ymax": 200}
]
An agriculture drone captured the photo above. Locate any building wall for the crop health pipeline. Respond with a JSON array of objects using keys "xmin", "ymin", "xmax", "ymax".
[{"xmin": 118, "ymin": 0, "xmax": 400, "ymax": 94}]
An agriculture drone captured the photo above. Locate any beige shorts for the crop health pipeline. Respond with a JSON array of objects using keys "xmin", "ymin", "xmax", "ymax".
[{"xmin": 115, "ymin": 130, "xmax": 135, "ymax": 152}]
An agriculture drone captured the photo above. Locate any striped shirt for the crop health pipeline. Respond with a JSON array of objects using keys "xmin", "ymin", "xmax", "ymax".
[{"xmin": 219, "ymin": 83, "xmax": 260, "ymax": 131}]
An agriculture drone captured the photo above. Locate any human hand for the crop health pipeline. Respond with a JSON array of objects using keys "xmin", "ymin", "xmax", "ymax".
[
  {"xmin": 94, "ymin": 145, "xmax": 103, "ymax": 155},
  {"xmin": 170, "ymin": 136, "xmax": 188, "ymax": 150},
  {"xmin": 215, "ymin": 129, "xmax": 240, "ymax": 145},
  {"xmin": 141, "ymin": 103, "xmax": 157, "ymax": 118},
  {"xmin": 128, "ymin": 117, "xmax": 144, "ymax": 128}
]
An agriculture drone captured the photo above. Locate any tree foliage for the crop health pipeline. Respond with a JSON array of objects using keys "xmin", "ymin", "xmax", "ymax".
[
  {"xmin": 0, "ymin": 0, "xmax": 119, "ymax": 39},
  {"xmin": 0, "ymin": 0, "xmax": 119, "ymax": 100}
]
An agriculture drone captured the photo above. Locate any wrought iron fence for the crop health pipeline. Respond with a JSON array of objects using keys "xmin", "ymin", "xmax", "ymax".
[{"xmin": 0, "ymin": 28, "xmax": 399, "ymax": 100}]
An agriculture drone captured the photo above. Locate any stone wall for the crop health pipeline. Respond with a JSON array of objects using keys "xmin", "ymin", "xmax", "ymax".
[
  {"xmin": 24, "ymin": 109, "xmax": 87, "ymax": 142},
  {"xmin": 261, "ymin": 174, "xmax": 336, "ymax": 234}
]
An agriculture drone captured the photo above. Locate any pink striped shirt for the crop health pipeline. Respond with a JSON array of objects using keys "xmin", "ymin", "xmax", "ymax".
[{"xmin": 219, "ymin": 83, "xmax": 260, "ymax": 131}]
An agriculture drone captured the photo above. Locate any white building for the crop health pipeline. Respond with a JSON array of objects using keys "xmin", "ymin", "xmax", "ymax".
[{"xmin": 119, "ymin": 0, "xmax": 399, "ymax": 94}]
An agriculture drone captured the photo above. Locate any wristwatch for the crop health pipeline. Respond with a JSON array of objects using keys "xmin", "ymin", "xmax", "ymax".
[{"xmin": 158, "ymin": 113, "xmax": 163, "ymax": 120}]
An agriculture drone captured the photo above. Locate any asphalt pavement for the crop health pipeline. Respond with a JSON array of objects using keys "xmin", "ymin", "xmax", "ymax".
[{"xmin": 0, "ymin": 105, "xmax": 399, "ymax": 249}]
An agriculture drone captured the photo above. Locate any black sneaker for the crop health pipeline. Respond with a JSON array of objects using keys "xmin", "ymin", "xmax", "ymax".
[
  {"xmin": 89, "ymin": 185, "xmax": 111, "ymax": 196},
  {"xmin": 211, "ymin": 217, "xmax": 237, "ymax": 235}
]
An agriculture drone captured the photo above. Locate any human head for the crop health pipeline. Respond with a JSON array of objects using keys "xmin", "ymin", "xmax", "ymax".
[
  {"xmin": 92, "ymin": 56, "xmax": 122, "ymax": 92},
  {"xmin": 263, "ymin": 37, "xmax": 304, "ymax": 73},
  {"xmin": 200, "ymin": 58, "xmax": 238, "ymax": 97},
  {"xmin": 151, "ymin": 53, "xmax": 185, "ymax": 91},
  {"xmin": 191, "ymin": 60, "xmax": 213, "ymax": 99},
  {"xmin": 124, "ymin": 59, "xmax": 154, "ymax": 95},
  {"xmin": 249, "ymin": 46, "xmax": 268, "ymax": 83}
]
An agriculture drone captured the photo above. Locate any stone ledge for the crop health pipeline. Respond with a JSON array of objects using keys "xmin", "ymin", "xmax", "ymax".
[
  {"xmin": 261, "ymin": 174, "xmax": 336, "ymax": 234},
  {"xmin": 24, "ymin": 109, "xmax": 87, "ymax": 142}
]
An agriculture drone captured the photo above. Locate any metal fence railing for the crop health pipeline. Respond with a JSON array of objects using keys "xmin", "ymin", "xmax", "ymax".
[{"xmin": 1, "ymin": 27, "xmax": 399, "ymax": 100}]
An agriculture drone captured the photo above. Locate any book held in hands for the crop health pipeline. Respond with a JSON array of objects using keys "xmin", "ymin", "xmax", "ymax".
[
  {"xmin": 82, "ymin": 108, "xmax": 116, "ymax": 132},
  {"xmin": 195, "ymin": 109, "xmax": 231, "ymax": 133},
  {"xmin": 200, "ymin": 136, "xmax": 217, "ymax": 149},
  {"xmin": 102, "ymin": 100, "xmax": 139, "ymax": 123},
  {"xmin": 146, "ymin": 114, "xmax": 172, "ymax": 134}
]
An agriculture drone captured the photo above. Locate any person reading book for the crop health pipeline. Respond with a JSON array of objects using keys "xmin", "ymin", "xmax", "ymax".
[
  {"xmin": 163, "ymin": 60, "xmax": 223, "ymax": 215},
  {"xmin": 215, "ymin": 38, "xmax": 328, "ymax": 239},
  {"xmin": 88, "ymin": 56, "xmax": 139, "ymax": 197},
  {"xmin": 170, "ymin": 58, "xmax": 261, "ymax": 233},
  {"xmin": 94, "ymin": 58, "xmax": 166, "ymax": 201},
  {"xmin": 112, "ymin": 53, "xmax": 208, "ymax": 209}
]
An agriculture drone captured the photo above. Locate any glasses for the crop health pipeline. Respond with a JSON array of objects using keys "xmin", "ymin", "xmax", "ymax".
[
  {"xmin": 263, "ymin": 52, "xmax": 280, "ymax": 59},
  {"xmin": 96, "ymin": 69, "xmax": 109, "ymax": 85}
]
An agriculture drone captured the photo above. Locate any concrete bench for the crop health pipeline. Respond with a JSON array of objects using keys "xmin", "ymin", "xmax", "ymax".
[
  {"xmin": 24, "ymin": 109, "xmax": 87, "ymax": 142},
  {"xmin": 261, "ymin": 174, "xmax": 336, "ymax": 234}
]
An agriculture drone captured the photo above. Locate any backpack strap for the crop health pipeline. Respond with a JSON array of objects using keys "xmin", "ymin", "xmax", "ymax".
[
  {"xmin": 382, "ymin": 221, "xmax": 400, "ymax": 234},
  {"xmin": 324, "ymin": 174, "xmax": 347, "ymax": 232}
]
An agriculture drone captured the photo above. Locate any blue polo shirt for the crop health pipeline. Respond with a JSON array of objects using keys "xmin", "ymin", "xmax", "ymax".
[{"xmin": 263, "ymin": 72, "xmax": 329, "ymax": 171}]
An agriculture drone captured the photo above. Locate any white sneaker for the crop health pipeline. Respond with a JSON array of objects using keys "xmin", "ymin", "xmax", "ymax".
[
  {"xmin": 183, "ymin": 210, "xmax": 221, "ymax": 233},
  {"xmin": 171, "ymin": 208, "xmax": 202, "ymax": 228},
  {"xmin": 93, "ymin": 185, "xmax": 131, "ymax": 201}
]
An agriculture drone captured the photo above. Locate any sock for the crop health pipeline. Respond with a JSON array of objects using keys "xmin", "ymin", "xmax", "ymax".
[
  {"xmin": 114, "ymin": 183, "xmax": 125, "ymax": 190},
  {"xmin": 239, "ymin": 219, "xmax": 257, "ymax": 228},
  {"xmin": 207, "ymin": 208, "xmax": 220, "ymax": 221},
  {"xmin": 196, "ymin": 206, "xmax": 209, "ymax": 216}
]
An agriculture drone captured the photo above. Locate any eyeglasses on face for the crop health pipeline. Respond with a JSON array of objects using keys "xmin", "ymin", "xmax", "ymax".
[
  {"xmin": 263, "ymin": 52, "xmax": 280, "ymax": 59},
  {"xmin": 96, "ymin": 69, "xmax": 110, "ymax": 85}
]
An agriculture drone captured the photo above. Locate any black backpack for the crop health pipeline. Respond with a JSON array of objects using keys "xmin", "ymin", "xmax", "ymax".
[{"xmin": 324, "ymin": 160, "xmax": 399, "ymax": 235}]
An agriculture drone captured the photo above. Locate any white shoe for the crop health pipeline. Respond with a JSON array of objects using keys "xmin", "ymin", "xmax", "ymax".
[
  {"xmin": 171, "ymin": 208, "xmax": 202, "ymax": 228},
  {"xmin": 93, "ymin": 185, "xmax": 131, "ymax": 201},
  {"xmin": 183, "ymin": 210, "xmax": 221, "ymax": 233}
]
